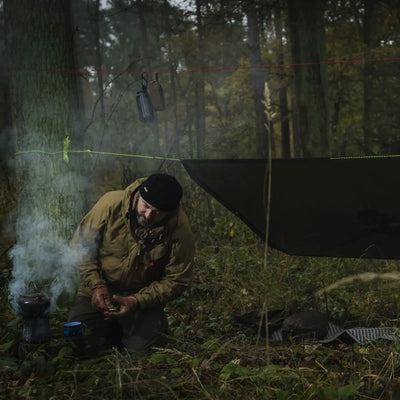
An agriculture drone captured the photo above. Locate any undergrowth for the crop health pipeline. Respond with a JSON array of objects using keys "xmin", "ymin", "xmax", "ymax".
[{"xmin": 2, "ymin": 204, "xmax": 400, "ymax": 399}]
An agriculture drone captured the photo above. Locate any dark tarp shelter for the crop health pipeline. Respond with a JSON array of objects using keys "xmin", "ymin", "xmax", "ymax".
[{"xmin": 182, "ymin": 158, "xmax": 400, "ymax": 259}]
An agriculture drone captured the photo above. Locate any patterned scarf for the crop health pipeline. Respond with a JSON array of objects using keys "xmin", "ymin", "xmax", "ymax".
[
  {"xmin": 134, "ymin": 224, "xmax": 168, "ymax": 247},
  {"xmin": 129, "ymin": 191, "xmax": 169, "ymax": 248}
]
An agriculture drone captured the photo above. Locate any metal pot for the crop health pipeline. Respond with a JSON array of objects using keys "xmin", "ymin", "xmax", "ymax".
[
  {"xmin": 18, "ymin": 293, "xmax": 50, "ymax": 317},
  {"xmin": 17, "ymin": 293, "xmax": 51, "ymax": 343}
]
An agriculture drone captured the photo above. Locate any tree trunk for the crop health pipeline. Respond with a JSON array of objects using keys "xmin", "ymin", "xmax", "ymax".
[
  {"xmin": 244, "ymin": 3, "xmax": 271, "ymax": 159},
  {"xmin": 279, "ymin": 83, "xmax": 291, "ymax": 158},
  {"xmin": 195, "ymin": 0, "xmax": 206, "ymax": 158},
  {"xmin": 195, "ymin": 79, "xmax": 206, "ymax": 158},
  {"xmin": 94, "ymin": 0, "xmax": 106, "ymax": 127},
  {"xmin": 164, "ymin": 1, "xmax": 180, "ymax": 157},
  {"xmin": 136, "ymin": 0, "xmax": 161, "ymax": 154},
  {"xmin": 4, "ymin": 0, "xmax": 86, "ymax": 303},
  {"xmin": 362, "ymin": 0, "xmax": 379, "ymax": 154},
  {"xmin": 287, "ymin": 0, "xmax": 330, "ymax": 157},
  {"xmin": 274, "ymin": 7, "xmax": 291, "ymax": 158},
  {"xmin": 290, "ymin": 83, "xmax": 303, "ymax": 158},
  {"xmin": 169, "ymin": 66, "xmax": 180, "ymax": 156},
  {"xmin": 0, "ymin": 26, "xmax": 15, "ymax": 242}
]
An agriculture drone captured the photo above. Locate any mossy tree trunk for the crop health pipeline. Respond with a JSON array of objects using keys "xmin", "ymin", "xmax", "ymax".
[
  {"xmin": 0, "ymin": 17, "xmax": 15, "ymax": 243},
  {"xmin": 4, "ymin": 0, "xmax": 86, "ymax": 245}
]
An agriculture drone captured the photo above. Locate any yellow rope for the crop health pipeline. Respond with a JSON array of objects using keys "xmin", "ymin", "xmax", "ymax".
[
  {"xmin": 14, "ymin": 135, "xmax": 181, "ymax": 162},
  {"xmin": 16, "ymin": 137, "xmax": 400, "ymax": 162},
  {"xmin": 331, "ymin": 154, "xmax": 400, "ymax": 160},
  {"xmin": 15, "ymin": 149, "xmax": 181, "ymax": 162}
]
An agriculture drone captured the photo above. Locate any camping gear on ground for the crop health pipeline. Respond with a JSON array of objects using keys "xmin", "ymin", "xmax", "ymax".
[
  {"xmin": 281, "ymin": 310, "xmax": 329, "ymax": 340},
  {"xmin": 235, "ymin": 309, "xmax": 400, "ymax": 344},
  {"xmin": 18, "ymin": 293, "xmax": 51, "ymax": 343},
  {"xmin": 64, "ymin": 321, "xmax": 86, "ymax": 341}
]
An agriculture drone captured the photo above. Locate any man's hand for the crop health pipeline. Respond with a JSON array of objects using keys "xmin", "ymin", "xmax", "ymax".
[
  {"xmin": 91, "ymin": 284, "xmax": 111, "ymax": 311},
  {"xmin": 104, "ymin": 295, "xmax": 138, "ymax": 319}
]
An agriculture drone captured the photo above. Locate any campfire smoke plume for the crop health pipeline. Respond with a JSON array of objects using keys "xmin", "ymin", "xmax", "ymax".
[
  {"xmin": 8, "ymin": 215, "xmax": 84, "ymax": 313},
  {"xmin": 7, "ymin": 130, "xmax": 88, "ymax": 313}
]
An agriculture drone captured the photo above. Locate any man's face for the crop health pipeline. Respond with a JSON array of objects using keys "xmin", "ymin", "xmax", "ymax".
[{"xmin": 136, "ymin": 195, "xmax": 168, "ymax": 226}]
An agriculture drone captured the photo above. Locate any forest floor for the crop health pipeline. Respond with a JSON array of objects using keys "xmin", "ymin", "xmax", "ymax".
[{"xmin": 1, "ymin": 219, "xmax": 400, "ymax": 399}]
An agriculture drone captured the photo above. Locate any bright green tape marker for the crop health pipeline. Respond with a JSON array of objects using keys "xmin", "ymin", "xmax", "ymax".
[{"xmin": 63, "ymin": 136, "xmax": 70, "ymax": 163}]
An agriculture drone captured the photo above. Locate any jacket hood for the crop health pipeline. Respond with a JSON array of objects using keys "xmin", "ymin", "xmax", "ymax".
[{"xmin": 123, "ymin": 177, "xmax": 147, "ymax": 216}]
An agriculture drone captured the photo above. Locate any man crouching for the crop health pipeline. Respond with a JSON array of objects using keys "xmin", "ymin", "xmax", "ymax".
[{"xmin": 68, "ymin": 173, "xmax": 195, "ymax": 352}]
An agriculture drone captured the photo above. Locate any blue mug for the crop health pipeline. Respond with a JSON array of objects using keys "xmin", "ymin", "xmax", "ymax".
[{"xmin": 64, "ymin": 321, "xmax": 86, "ymax": 341}]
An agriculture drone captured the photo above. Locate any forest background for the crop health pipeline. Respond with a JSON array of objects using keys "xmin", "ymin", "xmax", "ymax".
[{"xmin": 1, "ymin": 0, "xmax": 400, "ymax": 399}]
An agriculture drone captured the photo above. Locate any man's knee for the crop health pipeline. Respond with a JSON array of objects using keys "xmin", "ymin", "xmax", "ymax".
[
  {"xmin": 121, "ymin": 308, "xmax": 169, "ymax": 352},
  {"xmin": 68, "ymin": 296, "xmax": 122, "ymax": 347}
]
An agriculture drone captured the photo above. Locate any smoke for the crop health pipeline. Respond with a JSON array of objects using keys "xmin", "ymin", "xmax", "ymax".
[
  {"xmin": 7, "ymin": 163, "xmax": 89, "ymax": 313},
  {"xmin": 8, "ymin": 215, "xmax": 85, "ymax": 313}
]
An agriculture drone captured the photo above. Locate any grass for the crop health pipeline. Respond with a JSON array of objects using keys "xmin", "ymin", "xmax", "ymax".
[{"xmin": 2, "ymin": 212, "xmax": 400, "ymax": 399}]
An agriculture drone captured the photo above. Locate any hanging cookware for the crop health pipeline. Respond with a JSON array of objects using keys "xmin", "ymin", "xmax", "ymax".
[
  {"xmin": 136, "ymin": 72, "xmax": 155, "ymax": 123},
  {"xmin": 149, "ymin": 72, "xmax": 166, "ymax": 111}
]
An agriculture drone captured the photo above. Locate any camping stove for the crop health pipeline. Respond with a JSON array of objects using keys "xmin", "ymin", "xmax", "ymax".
[{"xmin": 17, "ymin": 293, "xmax": 51, "ymax": 343}]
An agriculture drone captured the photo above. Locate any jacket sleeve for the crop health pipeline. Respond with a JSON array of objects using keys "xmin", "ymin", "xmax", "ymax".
[
  {"xmin": 134, "ymin": 219, "xmax": 195, "ymax": 309},
  {"xmin": 70, "ymin": 194, "xmax": 110, "ymax": 293}
]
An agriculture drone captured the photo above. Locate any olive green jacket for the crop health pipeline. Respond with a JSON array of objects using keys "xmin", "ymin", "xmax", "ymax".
[{"xmin": 72, "ymin": 178, "xmax": 195, "ymax": 310}]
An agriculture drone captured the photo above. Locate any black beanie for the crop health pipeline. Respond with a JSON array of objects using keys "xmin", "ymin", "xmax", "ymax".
[{"xmin": 139, "ymin": 174, "xmax": 183, "ymax": 212}]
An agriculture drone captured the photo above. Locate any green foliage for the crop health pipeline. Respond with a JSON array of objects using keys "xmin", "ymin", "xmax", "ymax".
[
  {"xmin": 3, "ymin": 0, "xmax": 400, "ymax": 398},
  {"xmin": 2, "ymin": 210, "xmax": 400, "ymax": 398}
]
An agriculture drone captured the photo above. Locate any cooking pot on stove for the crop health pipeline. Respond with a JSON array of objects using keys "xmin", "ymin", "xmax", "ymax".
[{"xmin": 18, "ymin": 293, "xmax": 50, "ymax": 317}]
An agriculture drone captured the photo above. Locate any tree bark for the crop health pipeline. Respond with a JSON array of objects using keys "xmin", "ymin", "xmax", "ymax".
[
  {"xmin": 4, "ymin": 0, "xmax": 85, "ymax": 243},
  {"xmin": 0, "ymin": 25, "xmax": 15, "ymax": 241}
]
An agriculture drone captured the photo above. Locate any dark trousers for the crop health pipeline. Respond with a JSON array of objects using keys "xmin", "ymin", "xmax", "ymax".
[{"xmin": 68, "ymin": 296, "xmax": 169, "ymax": 352}]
